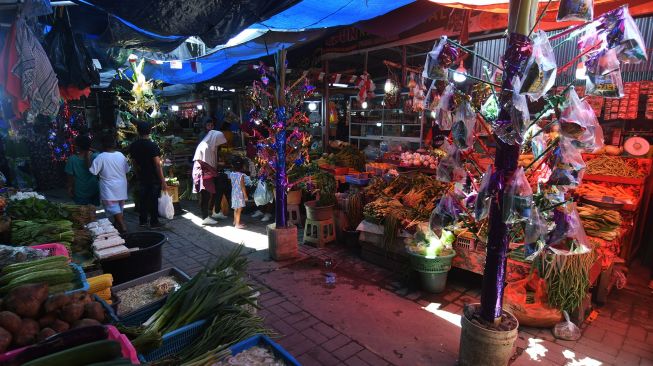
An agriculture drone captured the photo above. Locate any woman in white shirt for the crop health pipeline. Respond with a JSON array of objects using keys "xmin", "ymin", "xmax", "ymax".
[{"xmin": 90, "ymin": 134, "xmax": 130, "ymax": 233}]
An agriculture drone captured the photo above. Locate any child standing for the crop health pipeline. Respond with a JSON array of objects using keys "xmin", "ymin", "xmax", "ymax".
[
  {"xmin": 228, "ymin": 158, "xmax": 248, "ymax": 229},
  {"xmin": 90, "ymin": 135, "xmax": 130, "ymax": 233}
]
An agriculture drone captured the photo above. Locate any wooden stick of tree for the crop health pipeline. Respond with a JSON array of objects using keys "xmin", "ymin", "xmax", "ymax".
[{"xmin": 479, "ymin": 0, "xmax": 535, "ymax": 324}]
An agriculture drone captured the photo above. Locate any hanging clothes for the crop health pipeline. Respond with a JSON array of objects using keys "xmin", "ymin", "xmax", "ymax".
[
  {"xmin": 14, "ymin": 19, "xmax": 60, "ymax": 117},
  {"xmin": 0, "ymin": 23, "xmax": 30, "ymax": 116}
]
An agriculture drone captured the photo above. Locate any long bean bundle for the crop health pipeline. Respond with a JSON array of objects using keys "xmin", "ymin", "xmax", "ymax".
[{"xmin": 543, "ymin": 249, "xmax": 594, "ymax": 313}]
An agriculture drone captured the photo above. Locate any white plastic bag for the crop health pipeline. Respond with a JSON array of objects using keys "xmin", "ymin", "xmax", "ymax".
[
  {"xmin": 253, "ymin": 180, "xmax": 273, "ymax": 206},
  {"xmin": 552, "ymin": 311, "xmax": 581, "ymax": 341},
  {"xmin": 520, "ymin": 31, "xmax": 557, "ymax": 101},
  {"xmin": 158, "ymin": 192, "xmax": 174, "ymax": 220}
]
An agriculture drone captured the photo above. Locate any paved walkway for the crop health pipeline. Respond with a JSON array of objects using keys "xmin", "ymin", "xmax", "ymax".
[{"xmin": 46, "ymin": 191, "xmax": 653, "ymax": 366}]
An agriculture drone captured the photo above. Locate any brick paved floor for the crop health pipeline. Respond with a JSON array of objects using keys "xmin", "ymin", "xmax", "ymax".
[
  {"xmin": 46, "ymin": 191, "xmax": 653, "ymax": 366},
  {"xmin": 123, "ymin": 201, "xmax": 653, "ymax": 366}
]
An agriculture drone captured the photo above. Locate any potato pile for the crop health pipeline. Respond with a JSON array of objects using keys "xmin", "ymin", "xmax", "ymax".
[{"xmin": 0, "ymin": 283, "xmax": 107, "ymax": 352}]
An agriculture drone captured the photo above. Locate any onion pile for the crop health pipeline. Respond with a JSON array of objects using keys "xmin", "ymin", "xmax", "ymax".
[{"xmin": 399, "ymin": 152, "xmax": 438, "ymax": 169}]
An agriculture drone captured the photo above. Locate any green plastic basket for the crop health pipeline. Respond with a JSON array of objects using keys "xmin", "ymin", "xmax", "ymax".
[{"xmin": 407, "ymin": 250, "xmax": 456, "ymax": 273}]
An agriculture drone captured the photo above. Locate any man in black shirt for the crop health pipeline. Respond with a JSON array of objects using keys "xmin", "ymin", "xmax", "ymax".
[{"xmin": 129, "ymin": 121, "xmax": 168, "ymax": 229}]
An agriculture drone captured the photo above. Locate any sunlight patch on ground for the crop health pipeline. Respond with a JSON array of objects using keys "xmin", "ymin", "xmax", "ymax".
[
  {"xmin": 181, "ymin": 211, "xmax": 269, "ymax": 250},
  {"xmin": 525, "ymin": 338, "xmax": 548, "ymax": 361},
  {"xmin": 563, "ymin": 350, "xmax": 602, "ymax": 366},
  {"xmin": 423, "ymin": 303, "xmax": 462, "ymax": 327}
]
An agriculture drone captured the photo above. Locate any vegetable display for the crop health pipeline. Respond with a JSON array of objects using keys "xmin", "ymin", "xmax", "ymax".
[
  {"xmin": 328, "ymin": 145, "xmax": 366, "ymax": 171},
  {"xmin": 126, "ymin": 246, "xmax": 260, "ymax": 354},
  {"xmin": 10, "ymin": 220, "xmax": 74, "ymax": 250},
  {"xmin": 574, "ymin": 182, "xmax": 639, "ymax": 203},
  {"xmin": 399, "ymin": 151, "xmax": 438, "ymax": 169},
  {"xmin": 0, "ymin": 256, "xmax": 76, "ymax": 294},
  {"xmin": 405, "ymin": 224, "xmax": 455, "ymax": 258},
  {"xmin": 0, "ymin": 245, "xmax": 49, "ymax": 268},
  {"xmin": 577, "ymin": 205, "xmax": 622, "ymax": 241},
  {"xmin": 585, "ymin": 155, "xmax": 646, "ymax": 178},
  {"xmin": 6, "ymin": 198, "xmax": 69, "ymax": 221}
]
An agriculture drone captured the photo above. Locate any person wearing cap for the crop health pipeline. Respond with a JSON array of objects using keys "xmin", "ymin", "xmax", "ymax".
[
  {"xmin": 65, "ymin": 135, "xmax": 100, "ymax": 205},
  {"xmin": 129, "ymin": 121, "xmax": 168, "ymax": 229}
]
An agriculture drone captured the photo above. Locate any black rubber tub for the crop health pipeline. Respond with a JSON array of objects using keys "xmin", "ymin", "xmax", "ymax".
[{"xmin": 99, "ymin": 232, "xmax": 166, "ymax": 285}]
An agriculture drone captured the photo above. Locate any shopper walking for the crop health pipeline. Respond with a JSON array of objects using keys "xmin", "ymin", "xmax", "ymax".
[
  {"xmin": 228, "ymin": 158, "xmax": 248, "ymax": 229},
  {"xmin": 65, "ymin": 135, "xmax": 100, "ymax": 205},
  {"xmin": 192, "ymin": 130, "xmax": 226, "ymax": 225},
  {"xmin": 90, "ymin": 134, "xmax": 130, "ymax": 233},
  {"xmin": 129, "ymin": 121, "xmax": 168, "ymax": 229}
]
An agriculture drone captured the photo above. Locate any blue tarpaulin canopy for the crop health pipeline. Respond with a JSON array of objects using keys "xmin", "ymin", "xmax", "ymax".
[{"xmin": 143, "ymin": 0, "xmax": 415, "ymax": 83}]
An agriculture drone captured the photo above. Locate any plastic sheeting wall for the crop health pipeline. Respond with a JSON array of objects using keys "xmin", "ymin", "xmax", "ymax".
[{"xmin": 470, "ymin": 16, "xmax": 653, "ymax": 84}]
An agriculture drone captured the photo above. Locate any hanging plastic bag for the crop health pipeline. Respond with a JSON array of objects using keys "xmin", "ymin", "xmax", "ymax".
[
  {"xmin": 451, "ymin": 101, "xmax": 476, "ymax": 150},
  {"xmin": 474, "ymin": 165, "xmax": 493, "ymax": 221},
  {"xmin": 158, "ymin": 192, "xmax": 175, "ymax": 220},
  {"xmin": 546, "ymin": 203, "xmax": 591, "ymax": 252},
  {"xmin": 481, "ymin": 94, "xmax": 499, "ymax": 122},
  {"xmin": 495, "ymin": 76, "xmax": 530, "ymax": 145},
  {"xmin": 585, "ymin": 48, "xmax": 620, "ymax": 77},
  {"xmin": 557, "ymin": 0, "xmax": 593, "ymax": 22},
  {"xmin": 436, "ymin": 148, "xmax": 466, "ymax": 184},
  {"xmin": 586, "ymin": 67, "xmax": 624, "ymax": 98},
  {"xmin": 547, "ymin": 137, "xmax": 586, "ymax": 187},
  {"xmin": 553, "ymin": 311, "xmax": 582, "ymax": 340},
  {"xmin": 559, "ymin": 88, "xmax": 591, "ymax": 139},
  {"xmin": 503, "ymin": 167, "xmax": 533, "ymax": 224},
  {"xmin": 253, "ymin": 180, "xmax": 273, "ymax": 206},
  {"xmin": 430, "ymin": 188, "xmax": 463, "ymax": 235},
  {"xmin": 524, "ymin": 205, "xmax": 547, "ymax": 256},
  {"xmin": 43, "ymin": 13, "xmax": 100, "ymax": 89},
  {"xmin": 520, "ymin": 31, "xmax": 557, "ymax": 101},
  {"xmin": 423, "ymin": 37, "xmax": 458, "ymax": 81},
  {"xmin": 604, "ymin": 7, "xmax": 648, "ymax": 64}
]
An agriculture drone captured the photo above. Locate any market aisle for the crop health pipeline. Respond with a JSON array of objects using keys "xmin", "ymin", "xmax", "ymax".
[{"xmin": 114, "ymin": 200, "xmax": 653, "ymax": 366}]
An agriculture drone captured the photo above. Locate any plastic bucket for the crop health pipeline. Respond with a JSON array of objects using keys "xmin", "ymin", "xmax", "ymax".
[
  {"xmin": 287, "ymin": 190, "xmax": 302, "ymax": 205},
  {"xmin": 459, "ymin": 303, "xmax": 519, "ymax": 366},
  {"xmin": 99, "ymin": 232, "xmax": 166, "ymax": 285},
  {"xmin": 418, "ymin": 271, "xmax": 450, "ymax": 293}
]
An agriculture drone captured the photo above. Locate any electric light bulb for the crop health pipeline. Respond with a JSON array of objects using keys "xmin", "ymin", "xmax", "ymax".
[
  {"xmin": 170, "ymin": 105, "xmax": 179, "ymax": 112},
  {"xmin": 362, "ymin": 101, "xmax": 368, "ymax": 109},
  {"xmin": 308, "ymin": 102, "xmax": 317, "ymax": 111},
  {"xmin": 453, "ymin": 63, "xmax": 467, "ymax": 83},
  {"xmin": 384, "ymin": 78, "xmax": 394, "ymax": 93},
  {"xmin": 430, "ymin": 110, "xmax": 436, "ymax": 118},
  {"xmin": 197, "ymin": 104, "xmax": 203, "ymax": 110}
]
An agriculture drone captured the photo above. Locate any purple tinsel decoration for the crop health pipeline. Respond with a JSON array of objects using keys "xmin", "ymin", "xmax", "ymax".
[
  {"xmin": 480, "ymin": 32, "xmax": 532, "ymax": 323},
  {"xmin": 274, "ymin": 107, "xmax": 288, "ymax": 227}
]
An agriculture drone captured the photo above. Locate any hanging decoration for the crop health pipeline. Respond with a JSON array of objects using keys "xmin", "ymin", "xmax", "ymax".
[
  {"xmin": 48, "ymin": 102, "xmax": 85, "ymax": 161},
  {"xmin": 355, "ymin": 72, "xmax": 376, "ymax": 104}
]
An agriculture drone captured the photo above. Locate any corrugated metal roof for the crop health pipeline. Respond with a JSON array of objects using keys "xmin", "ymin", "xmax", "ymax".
[{"xmin": 470, "ymin": 16, "xmax": 653, "ymax": 85}]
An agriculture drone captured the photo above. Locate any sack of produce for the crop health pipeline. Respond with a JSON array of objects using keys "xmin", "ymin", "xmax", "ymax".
[
  {"xmin": 503, "ymin": 274, "xmax": 563, "ymax": 328},
  {"xmin": 158, "ymin": 192, "xmax": 174, "ymax": 220},
  {"xmin": 520, "ymin": 31, "xmax": 557, "ymax": 101}
]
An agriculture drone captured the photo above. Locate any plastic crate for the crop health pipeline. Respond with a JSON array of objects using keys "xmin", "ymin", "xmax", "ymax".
[
  {"xmin": 106, "ymin": 325, "xmax": 140, "ymax": 364},
  {"xmin": 345, "ymin": 174, "xmax": 370, "ymax": 185},
  {"xmin": 66, "ymin": 263, "xmax": 90, "ymax": 295},
  {"xmin": 139, "ymin": 319, "xmax": 208, "ymax": 362},
  {"xmin": 94, "ymin": 294, "xmax": 120, "ymax": 323},
  {"xmin": 113, "ymin": 267, "xmax": 191, "ymax": 321},
  {"xmin": 227, "ymin": 334, "xmax": 301, "ymax": 366},
  {"xmin": 31, "ymin": 243, "xmax": 70, "ymax": 258}
]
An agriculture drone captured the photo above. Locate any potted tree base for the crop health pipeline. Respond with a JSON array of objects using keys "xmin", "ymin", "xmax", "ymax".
[
  {"xmin": 459, "ymin": 303, "xmax": 519, "ymax": 366},
  {"xmin": 267, "ymin": 224, "xmax": 298, "ymax": 261}
]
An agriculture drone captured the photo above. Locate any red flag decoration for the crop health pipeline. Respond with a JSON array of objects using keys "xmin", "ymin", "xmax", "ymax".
[
  {"xmin": 318, "ymin": 72, "xmax": 325, "ymax": 81},
  {"xmin": 349, "ymin": 75, "xmax": 358, "ymax": 83},
  {"xmin": 333, "ymin": 74, "xmax": 342, "ymax": 84}
]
